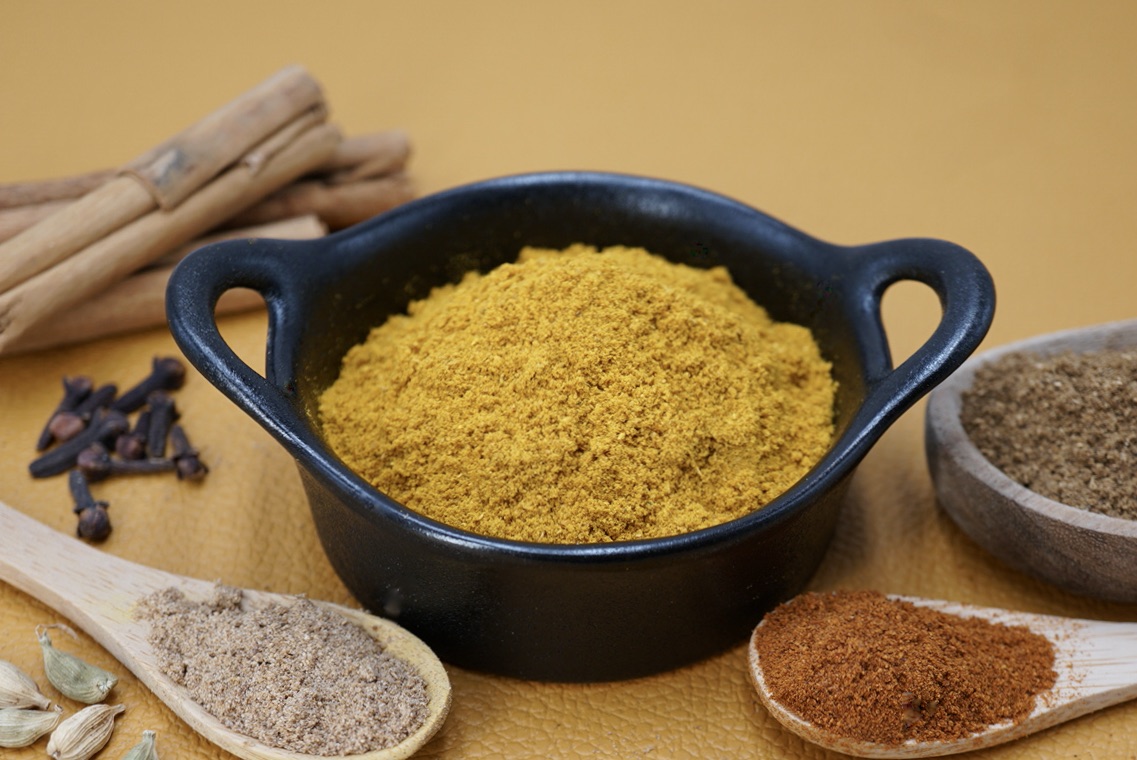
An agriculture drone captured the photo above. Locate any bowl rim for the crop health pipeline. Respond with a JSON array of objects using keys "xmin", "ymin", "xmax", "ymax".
[{"xmin": 928, "ymin": 317, "xmax": 1137, "ymax": 538}]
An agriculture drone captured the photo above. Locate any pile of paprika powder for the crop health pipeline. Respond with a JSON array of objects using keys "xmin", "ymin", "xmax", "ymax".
[{"xmin": 751, "ymin": 590, "xmax": 1057, "ymax": 746}]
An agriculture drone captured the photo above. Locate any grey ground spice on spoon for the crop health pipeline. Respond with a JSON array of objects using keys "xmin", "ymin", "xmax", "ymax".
[
  {"xmin": 137, "ymin": 586, "xmax": 429, "ymax": 756},
  {"xmin": 961, "ymin": 349, "xmax": 1137, "ymax": 519},
  {"xmin": 751, "ymin": 590, "xmax": 1056, "ymax": 746}
]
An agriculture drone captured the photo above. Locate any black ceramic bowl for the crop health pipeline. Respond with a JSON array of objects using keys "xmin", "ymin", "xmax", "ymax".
[{"xmin": 166, "ymin": 172, "xmax": 994, "ymax": 681}]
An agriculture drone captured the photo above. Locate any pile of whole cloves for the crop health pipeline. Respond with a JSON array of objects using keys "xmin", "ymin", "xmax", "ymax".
[{"xmin": 28, "ymin": 355, "xmax": 208, "ymax": 541}]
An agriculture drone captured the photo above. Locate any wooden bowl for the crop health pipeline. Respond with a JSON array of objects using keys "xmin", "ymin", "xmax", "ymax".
[{"xmin": 925, "ymin": 319, "xmax": 1137, "ymax": 602}]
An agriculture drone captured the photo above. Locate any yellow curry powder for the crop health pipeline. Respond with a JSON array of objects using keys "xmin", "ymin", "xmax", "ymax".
[{"xmin": 318, "ymin": 244, "xmax": 837, "ymax": 544}]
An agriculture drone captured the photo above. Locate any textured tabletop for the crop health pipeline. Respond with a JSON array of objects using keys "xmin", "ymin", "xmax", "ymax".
[{"xmin": 2, "ymin": 2, "xmax": 1136, "ymax": 758}]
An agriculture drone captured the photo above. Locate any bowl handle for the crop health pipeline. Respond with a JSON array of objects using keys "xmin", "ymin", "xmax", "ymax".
[
  {"xmin": 165, "ymin": 237, "xmax": 319, "ymax": 456},
  {"xmin": 838, "ymin": 237, "xmax": 995, "ymax": 453}
]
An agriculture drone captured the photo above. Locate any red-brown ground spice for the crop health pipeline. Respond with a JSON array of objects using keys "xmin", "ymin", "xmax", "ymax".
[{"xmin": 751, "ymin": 590, "xmax": 1057, "ymax": 746}]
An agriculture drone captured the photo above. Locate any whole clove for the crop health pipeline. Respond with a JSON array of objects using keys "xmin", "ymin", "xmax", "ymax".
[
  {"xmin": 145, "ymin": 391, "xmax": 178, "ymax": 458},
  {"xmin": 76, "ymin": 507, "xmax": 112, "ymax": 542},
  {"xmin": 111, "ymin": 356, "xmax": 186, "ymax": 414},
  {"xmin": 30, "ymin": 409, "xmax": 129, "ymax": 478},
  {"xmin": 67, "ymin": 470, "xmax": 112, "ymax": 541},
  {"xmin": 76, "ymin": 442, "xmax": 174, "ymax": 482},
  {"xmin": 29, "ymin": 360, "xmax": 210, "ymax": 536},
  {"xmin": 114, "ymin": 408, "xmax": 150, "ymax": 460},
  {"xmin": 170, "ymin": 424, "xmax": 208, "ymax": 481},
  {"xmin": 47, "ymin": 383, "xmax": 117, "ymax": 444},
  {"xmin": 35, "ymin": 376, "xmax": 93, "ymax": 451},
  {"xmin": 67, "ymin": 469, "xmax": 105, "ymax": 515}
]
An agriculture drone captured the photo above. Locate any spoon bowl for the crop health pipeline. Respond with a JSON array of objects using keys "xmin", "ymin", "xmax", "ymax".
[
  {"xmin": 748, "ymin": 595, "xmax": 1137, "ymax": 758},
  {"xmin": 0, "ymin": 499, "xmax": 451, "ymax": 760}
]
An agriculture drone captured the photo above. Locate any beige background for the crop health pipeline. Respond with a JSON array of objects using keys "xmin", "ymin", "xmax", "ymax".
[{"xmin": 2, "ymin": 2, "xmax": 1136, "ymax": 758}]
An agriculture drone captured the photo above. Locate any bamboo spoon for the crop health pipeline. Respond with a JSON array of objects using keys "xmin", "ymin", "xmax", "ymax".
[
  {"xmin": 0, "ymin": 499, "xmax": 451, "ymax": 760},
  {"xmin": 748, "ymin": 595, "xmax": 1137, "ymax": 758}
]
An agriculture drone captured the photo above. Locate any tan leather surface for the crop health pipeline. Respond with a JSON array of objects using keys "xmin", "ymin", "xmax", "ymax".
[{"xmin": 2, "ymin": 2, "xmax": 1136, "ymax": 758}]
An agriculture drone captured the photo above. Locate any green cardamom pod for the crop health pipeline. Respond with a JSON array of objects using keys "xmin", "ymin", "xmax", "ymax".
[
  {"xmin": 36, "ymin": 625, "xmax": 118, "ymax": 705},
  {"xmin": 46, "ymin": 703, "xmax": 124, "ymax": 760},
  {"xmin": 0, "ymin": 659, "xmax": 52, "ymax": 710},
  {"xmin": 0, "ymin": 705, "xmax": 62, "ymax": 748},
  {"xmin": 119, "ymin": 729, "xmax": 159, "ymax": 760}
]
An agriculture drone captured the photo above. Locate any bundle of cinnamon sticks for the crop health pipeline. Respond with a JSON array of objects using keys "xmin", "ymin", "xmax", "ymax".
[{"xmin": 0, "ymin": 65, "xmax": 415, "ymax": 355}]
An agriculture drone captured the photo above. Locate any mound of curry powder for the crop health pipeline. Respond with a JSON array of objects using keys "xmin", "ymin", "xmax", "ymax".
[{"xmin": 318, "ymin": 244, "xmax": 836, "ymax": 543}]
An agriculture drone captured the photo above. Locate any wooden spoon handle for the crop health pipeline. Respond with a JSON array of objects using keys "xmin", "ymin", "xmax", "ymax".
[
  {"xmin": 0, "ymin": 500, "xmax": 452, "ymax": 760},
  {"xmin": 0, "ymin": 500, "xmax": 198, "ymax": 654}
]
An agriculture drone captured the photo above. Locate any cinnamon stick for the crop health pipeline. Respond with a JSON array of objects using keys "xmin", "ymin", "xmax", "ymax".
[
  {"xmin": 223, "ymin": 173, "xmax": 414, "ymax": 231},
  {"xmin": 324, "ymin": 130, "xmax": 411, "ymax": 183},
  {"xmin": 0, "ymin": 129, "xmax": 410, "ymax": 244},
  {"xmin": 122, "ymin": 65, "xmax": 324, "ymax": 209},
  {"xmin": 0, "ymin": 121, "xmax": 341, "ymax": 354},
  {"xmin": 0, "ymin": 177, "xmax": 155, "ymax": 295},
  {"xmin": 0, "ymin": 200, "xmax": 68, "ymax": 243},
  {"xmin": 0, "ymin": 169, "xmax": 115, "ymax": 208},
  {"xmin": 145, "ymin": 214, "xmax": 327, "ymax": 270},
  {"xmin": 5, "ymin": 216, "xmax": 327, "ymax": 354},
  {"xmin": 0, "ymin": 65, "xmax": 324, "ymax": 294}
]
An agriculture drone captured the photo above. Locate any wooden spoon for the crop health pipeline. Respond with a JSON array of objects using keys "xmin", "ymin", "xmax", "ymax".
[
  {"xmin": 748, "ymin": 595, "xmax": 1137, "ymax": 758},
  {"xmin": 0, "ymin": 499, "xmax": 451, "ymax": 760}
]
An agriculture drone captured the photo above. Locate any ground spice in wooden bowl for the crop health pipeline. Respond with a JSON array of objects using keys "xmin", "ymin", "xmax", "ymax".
[
  {"xmin": 960, "ymin": 349, "xmax": 1137, "ymax": 520},
  {"xmin": 138, "ymin": 586, "xmax": 429, "ymax": 756},
  {"xmin": 318, "ymin": 244, "xmax": 837, "ymax": 544},
  {"xmin": 750, "ymin": 590, "xmax": 1057, "ymax": 746}
]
